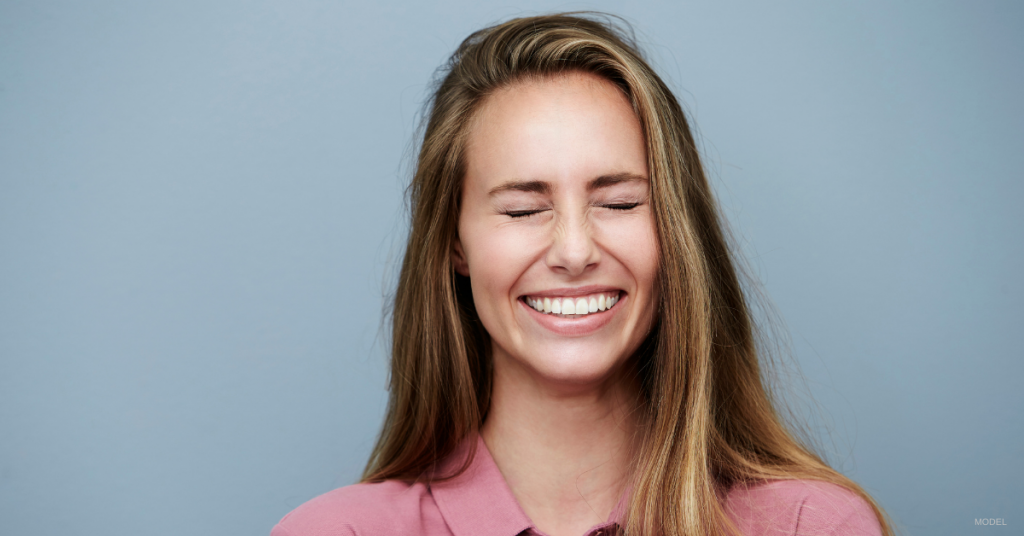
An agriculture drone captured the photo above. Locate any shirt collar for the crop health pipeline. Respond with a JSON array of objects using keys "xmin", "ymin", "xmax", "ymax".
[{"xmin": 429, "ymin": 435, "xmax": 627, "ymax": 536}]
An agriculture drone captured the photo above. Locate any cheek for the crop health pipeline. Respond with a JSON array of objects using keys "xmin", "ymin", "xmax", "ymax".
[
  {"xmin": 603, "ymin": 215, "xmax": 660, "ymax": 286},
  {"xmin": 621, "ymin": 218, "xmax": 661, "ymax": 329},
  {"xmin": 461, "ymin": 225, "xmax": 538, "ymax": 318},
  {"xmin": 634, "ymin": 223, "xmax": 660, "ymax": 281}
]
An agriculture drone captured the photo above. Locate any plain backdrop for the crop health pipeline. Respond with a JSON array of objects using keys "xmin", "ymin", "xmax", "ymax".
[{"xmin": 1, "ymin": 1, "xmax": 1021, "ymax": 535}]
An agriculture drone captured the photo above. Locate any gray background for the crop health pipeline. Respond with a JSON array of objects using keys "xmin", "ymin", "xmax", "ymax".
[{"xmin": 1, "ymin": 1, "xmax": 1020, "ymax": 535}]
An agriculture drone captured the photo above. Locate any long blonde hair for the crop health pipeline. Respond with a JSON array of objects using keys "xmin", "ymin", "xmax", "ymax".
[{"xmin": 363, "ymin": 12, "xmax": 892, "ymax": 536}]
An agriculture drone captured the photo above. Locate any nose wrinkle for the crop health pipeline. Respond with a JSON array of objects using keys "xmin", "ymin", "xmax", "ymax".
[{"xmin": 547, "ymin": 214, "xmax": 599, "ymax": 276}]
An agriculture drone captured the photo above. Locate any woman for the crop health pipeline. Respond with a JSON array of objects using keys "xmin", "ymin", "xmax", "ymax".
[{"xmin": 272, "ymin": 13, "xmax": 893, "ymax": 536}]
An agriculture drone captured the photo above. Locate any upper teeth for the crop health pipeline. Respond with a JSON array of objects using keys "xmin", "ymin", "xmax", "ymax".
[{"xmin": 525, "ymin": 292, "xmax": 620, "ymax": 316}]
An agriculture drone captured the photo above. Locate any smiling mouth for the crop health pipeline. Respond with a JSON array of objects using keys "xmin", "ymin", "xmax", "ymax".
[{"xmin": 522, "ymin": 291, "xmax": 621, "ymax": 317}]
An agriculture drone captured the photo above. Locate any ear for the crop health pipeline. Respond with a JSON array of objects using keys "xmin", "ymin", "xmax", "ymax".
[{"xmin": 452, "ymin": 236, "xmax": 470, "ymax": 276}]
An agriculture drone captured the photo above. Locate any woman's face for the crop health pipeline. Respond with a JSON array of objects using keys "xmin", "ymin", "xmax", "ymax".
[{"xmin": 454, "ymin": 72, "xmax": 659, "ymax": 389}]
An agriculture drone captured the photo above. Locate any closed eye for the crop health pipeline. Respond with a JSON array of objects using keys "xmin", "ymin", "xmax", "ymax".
[
  {"xmin": 598, "ymin": 202, "xmax": 641, "ymax": 210},
  {"xmin": 503, "ymin": 209, "xmax": 547, "ymax": 219}
]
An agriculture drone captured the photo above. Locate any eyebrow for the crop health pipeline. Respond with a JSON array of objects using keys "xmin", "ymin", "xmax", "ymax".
[
  {"xmin": 586, "ymin": 172, "xmax": 648, "ymax": 192},
  {"xmin": 488, "ymin": 172, "xmax": 648, "ymax": 196}
]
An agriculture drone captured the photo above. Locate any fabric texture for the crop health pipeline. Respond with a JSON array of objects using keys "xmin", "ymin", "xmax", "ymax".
[{"xmin": 271, "ymin": 436, "xmax": 882, "ymax": 536}]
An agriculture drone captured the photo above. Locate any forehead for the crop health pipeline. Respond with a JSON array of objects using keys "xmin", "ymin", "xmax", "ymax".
[
  {"xmin": 463, "ymin": 72, "xmax": 647, "ymax": 191},
  {"xmin": 473, "ymin": 71, "xmax": 631, "ymax": 121}
]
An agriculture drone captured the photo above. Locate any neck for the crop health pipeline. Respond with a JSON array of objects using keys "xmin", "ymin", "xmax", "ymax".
[{"xmin": 481, "ymin": 352, "xmax": 640, "ymax": 536}]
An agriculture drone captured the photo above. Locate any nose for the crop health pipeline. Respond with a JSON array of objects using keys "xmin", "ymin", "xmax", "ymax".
[{"xmin": 545, "ymin": 210, "xmax": 600, "ymax": 277}]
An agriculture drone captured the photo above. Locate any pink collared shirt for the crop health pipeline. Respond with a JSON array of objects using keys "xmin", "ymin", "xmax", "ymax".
[{"xmin": 271, "ymin": 436, "xmax": 882, "ymax": 536}]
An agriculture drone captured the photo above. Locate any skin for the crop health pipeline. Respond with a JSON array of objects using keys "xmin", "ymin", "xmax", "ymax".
[{"xmin": 452, "ymin": 71, "xmax": 659, "ymax": 536}]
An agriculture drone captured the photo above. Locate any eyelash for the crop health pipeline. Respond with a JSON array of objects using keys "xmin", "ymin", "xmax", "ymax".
[
  {"xmin": 502, "ymin": 202, "xmax": 641, "ymax": 219},
  {"xmin": 504, "ymin": 209, "xmax": 544, "ymax": 219},
  {"xmin": 600, "ymin": 202, "xmax": 641, "ymax": 211}
]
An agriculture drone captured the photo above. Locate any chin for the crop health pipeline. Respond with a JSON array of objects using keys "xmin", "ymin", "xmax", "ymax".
[{"xmin": 524, "ymin": 351, "xmax": 628, "ymax": 390}]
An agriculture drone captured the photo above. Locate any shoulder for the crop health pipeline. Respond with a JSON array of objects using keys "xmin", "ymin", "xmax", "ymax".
[
  {"xmin": 723, "ymin": 479, "xmax": 883, "ymax": 536},
  {"xmin": 271, "ymin": 479, "xmax": 448, "ymax": 536}
]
